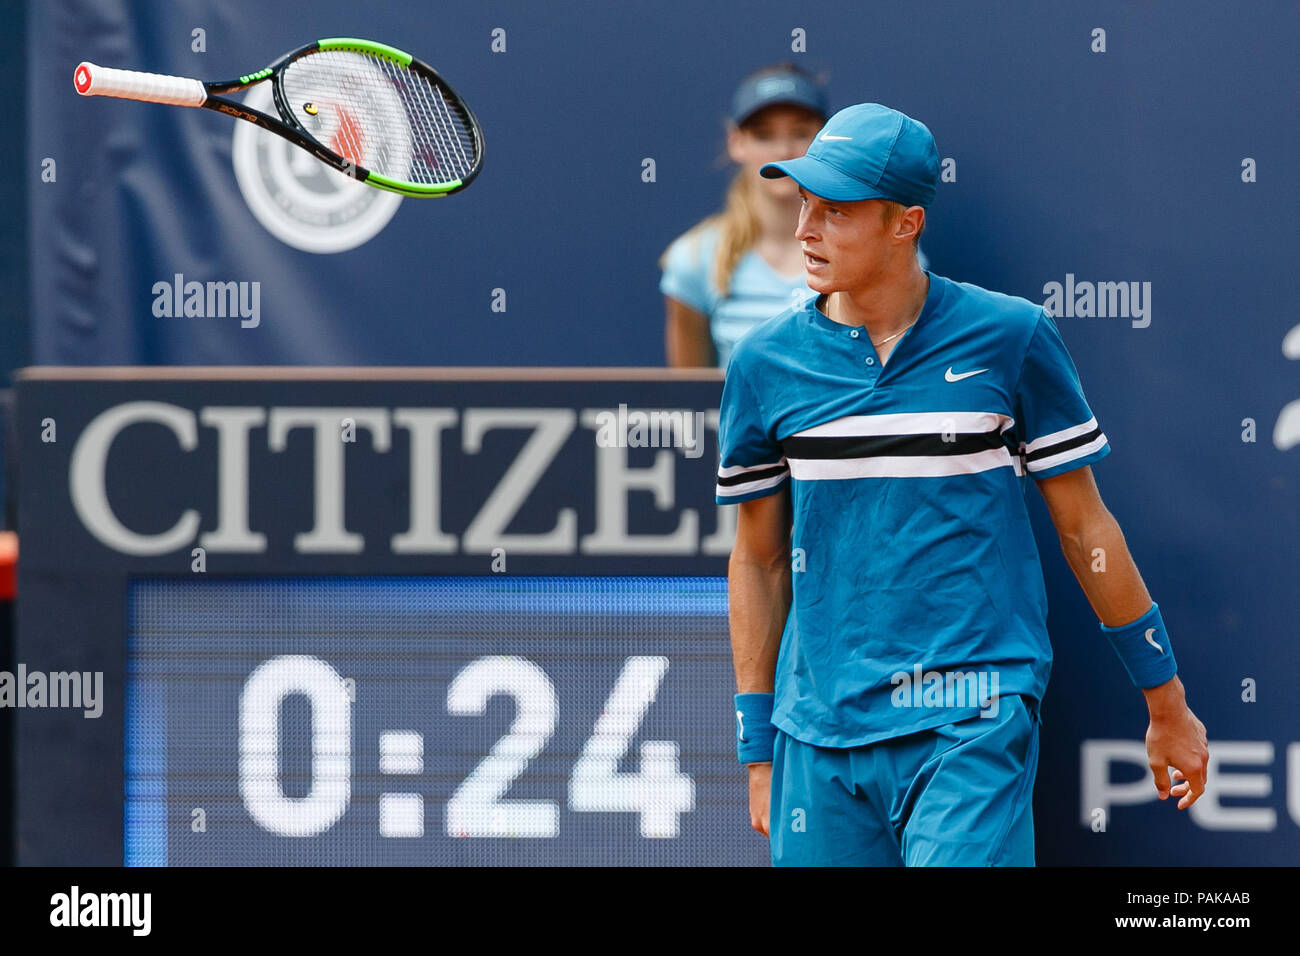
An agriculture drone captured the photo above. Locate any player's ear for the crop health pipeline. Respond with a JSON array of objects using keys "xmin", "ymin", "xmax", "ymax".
[{"xmin": 895, "ymin": 206, "xmax": 924, "ymax": 243}]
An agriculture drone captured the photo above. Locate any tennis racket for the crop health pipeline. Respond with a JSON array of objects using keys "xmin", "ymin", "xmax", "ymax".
[{"xmin": 74, "ymin": 37, "xmax": 483, "ymax": 198}]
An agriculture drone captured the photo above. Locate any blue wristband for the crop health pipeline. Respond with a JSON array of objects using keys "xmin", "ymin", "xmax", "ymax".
[
  {"xmin": 1100, "ymin": 602, "xmax": 1178, "ymax": 688},
  {"xmin": 735, "ymin": 693, "xmax": 776, "ymax": 764}
]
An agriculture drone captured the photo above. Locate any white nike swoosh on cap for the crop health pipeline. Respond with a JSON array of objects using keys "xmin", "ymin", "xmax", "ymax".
[
  {"xmin": 820, "ymin": 134, "xmax": 853, "ymax": 141},
  {"xmin": 945, "ymin": 367, "xmax": 990, "ymax": 382}
]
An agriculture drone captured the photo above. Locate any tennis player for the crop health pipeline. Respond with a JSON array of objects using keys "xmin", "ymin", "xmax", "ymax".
[{"xmin": 718, "ymin": 103, "xmax": 1209, "ymax": 866}]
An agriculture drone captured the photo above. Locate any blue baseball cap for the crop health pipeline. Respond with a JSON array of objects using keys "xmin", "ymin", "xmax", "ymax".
[
  {"xmin": 731, "ymin": 67, "xmax": 828, "ymax": 126},
  {"xmin": 760, "ymin": 103, "xmax": 940, "ymax": 208}
]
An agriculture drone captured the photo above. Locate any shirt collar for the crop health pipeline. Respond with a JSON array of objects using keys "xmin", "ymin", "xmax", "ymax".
[{"xmin": 805, "ymin": 271, "xmax": 944, "ymax": 335}]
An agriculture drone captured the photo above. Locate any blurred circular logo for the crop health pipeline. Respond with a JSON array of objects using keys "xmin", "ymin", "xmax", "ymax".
[{"xmin": 231, "ymin": 84, "xmax": 401, "ymax": 254}]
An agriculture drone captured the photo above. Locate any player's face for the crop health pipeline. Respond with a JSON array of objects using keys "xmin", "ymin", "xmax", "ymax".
[
  {"xmin": 728, "ymin": 106, "xmax": 824, "ymax": 199},
  {"xmin": 795, "ymin": 188, "xmax": 899, "ymax": 292}
]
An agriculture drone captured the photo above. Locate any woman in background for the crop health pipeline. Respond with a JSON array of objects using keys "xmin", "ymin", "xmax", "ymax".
[{"xmin": 660, "ymin": 64, "xmax": 828, "ymax": 368}]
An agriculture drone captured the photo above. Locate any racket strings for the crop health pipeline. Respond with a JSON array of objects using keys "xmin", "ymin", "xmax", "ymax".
[
  {"xmin": 280, "ymin": 50, "xmax": 477, "ymax": 186},
  {"xmin": 406, "ymin": 71, "xmax": 473, "ymax": 181}
]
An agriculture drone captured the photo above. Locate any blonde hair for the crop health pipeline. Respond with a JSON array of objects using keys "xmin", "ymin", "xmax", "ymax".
[{"xmin": 659, "ymin": 165, "xmax": 762, "ymax": 299}]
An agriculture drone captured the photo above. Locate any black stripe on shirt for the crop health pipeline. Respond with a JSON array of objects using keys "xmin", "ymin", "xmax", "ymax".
[
  {"xmin": 1024, "ymin": 425, "xmax": 1103, "ymax": 463},
  {"xmin": 716, "ymin": 463, "xmax": 790, "ymax": 488},
  {"xmin": 782, "ymin": 428, "xmax": 1007, "ymax": 460}
]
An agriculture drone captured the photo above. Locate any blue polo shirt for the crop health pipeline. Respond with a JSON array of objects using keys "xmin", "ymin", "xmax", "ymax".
[{"xmin": 715, "ymin": 272, "xmax": 1110, "ymax": 748}]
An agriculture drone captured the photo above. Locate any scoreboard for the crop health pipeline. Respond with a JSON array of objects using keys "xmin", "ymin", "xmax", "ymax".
[{"xmin": 125, "ymin": 575, "xmax": 760, "ymax": 865}]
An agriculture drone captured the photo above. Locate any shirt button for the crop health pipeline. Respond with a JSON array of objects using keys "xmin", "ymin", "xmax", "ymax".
[
  {"xmin": 865, "ymin": 357, "xmax": 875, "ymax": 366},
  {"xmin": 850, "ymin": 329, "xmax": 860, "ymax": 338}
]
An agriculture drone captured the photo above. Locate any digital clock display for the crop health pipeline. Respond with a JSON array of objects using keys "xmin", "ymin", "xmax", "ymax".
[{"xmin": 125, "ymin": 576, "xmax": 767, "ymax": 866}]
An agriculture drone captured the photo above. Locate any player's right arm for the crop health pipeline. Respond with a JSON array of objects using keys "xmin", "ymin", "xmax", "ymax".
[
  {"xmin": 729, "ymin": 484, "xmax": 793, "ymax": 836},
  {"xmin": 664, "ymin": 296, "xmax": 717, "ymax": 367}
]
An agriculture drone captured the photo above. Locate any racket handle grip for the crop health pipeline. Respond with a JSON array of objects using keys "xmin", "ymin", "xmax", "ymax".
[{"xmin": 74, "ymin": 62, "xmax": 207, "ymax": 107}]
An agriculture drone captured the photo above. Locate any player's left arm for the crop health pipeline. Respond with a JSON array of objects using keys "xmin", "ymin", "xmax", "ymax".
[{"xmin": 1035, "ymin": 465, "xmax": 1209, "ymax": 810}]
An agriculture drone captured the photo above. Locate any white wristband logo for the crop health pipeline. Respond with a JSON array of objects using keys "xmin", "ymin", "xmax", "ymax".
[{"xmin": 1145, "ymin": 627, "xmax": 1164, "ymax": 653}]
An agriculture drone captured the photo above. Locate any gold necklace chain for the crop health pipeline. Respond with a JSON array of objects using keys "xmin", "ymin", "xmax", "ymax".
[
  {"xmin": 871, "ymin": 283, "xmax": 928, "ymax": 347},
  {"xmin": 871, "ymin": 320, "xmax": 915, "ymax": 348}
]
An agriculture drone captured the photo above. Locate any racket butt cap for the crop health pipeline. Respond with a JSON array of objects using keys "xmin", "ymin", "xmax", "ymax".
[{"xmin": 73, "ymin": 62, "xmax": 96, "ymax": 95}]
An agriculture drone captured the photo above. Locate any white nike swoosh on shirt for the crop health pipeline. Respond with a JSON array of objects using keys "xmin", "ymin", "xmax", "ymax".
[
  {"xmin": 945, "ymin": 367, "xmax": 990, "ymax": 382},
  {"xmin": 820, "ymin": 134, "xmax": 852, "ymax": 141}
]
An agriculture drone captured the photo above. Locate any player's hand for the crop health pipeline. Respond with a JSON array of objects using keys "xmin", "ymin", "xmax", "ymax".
[
  {"xmin": 747, "ymin": 761, "xmax": 772, "ymax": 836},
  {"xmin": 1142, "ymin": 678, "xmax": 1209, "ymax": 809}
]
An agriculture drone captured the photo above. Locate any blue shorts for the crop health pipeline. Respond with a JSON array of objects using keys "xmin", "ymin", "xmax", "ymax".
[{"xmin": 769, "ymin": 694, "xmax": 1042, "ymax": 866}]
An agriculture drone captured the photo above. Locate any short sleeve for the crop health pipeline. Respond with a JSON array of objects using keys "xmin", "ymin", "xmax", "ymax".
[
  {"xmin": 1015, "ymin": 310, "xmax": 1111, "ymax": 479},
  {"xmin": 659, "ymin": 231, "xmax": 715, "ymax": 315},
  {"xmin": 715, "ymin": 362, "xmax": 790, "ymax": 504}
]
